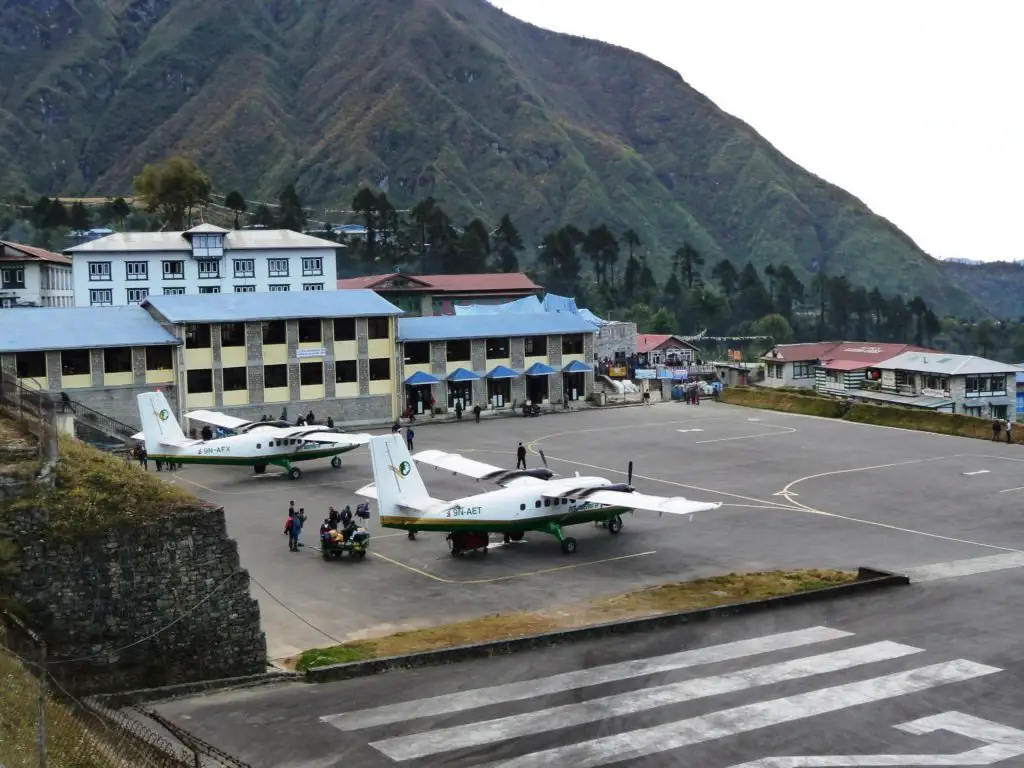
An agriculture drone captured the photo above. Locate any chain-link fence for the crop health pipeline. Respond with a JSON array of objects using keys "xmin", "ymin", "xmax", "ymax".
[{"xmin": 0, "ymin": 370, "xmax": 59, "ymax": 462}]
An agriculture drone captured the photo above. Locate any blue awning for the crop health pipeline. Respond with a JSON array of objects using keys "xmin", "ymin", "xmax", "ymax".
[
  {"xmin": 486, "ymin": 365, "xmax": 520, "ymax": 379},
  {"xmin": 447, "ymin": 367, "xmax": 480, "ymax": 382},
  {"xmin": 405, "ymin": 371, "xmax": 440, "ymax": 386},
  {"xmin": 524, "ymin": 362, "xmax": 556, "ymax": 376},
  {"xmin": 562, "ymin": 360, "xmax": 593, "ymax": 374}
]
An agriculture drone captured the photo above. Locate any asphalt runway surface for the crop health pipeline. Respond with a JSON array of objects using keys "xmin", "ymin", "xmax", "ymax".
[{"xmin": 152, "ymin": 400, "xmax": 1024, "ymax": 766}]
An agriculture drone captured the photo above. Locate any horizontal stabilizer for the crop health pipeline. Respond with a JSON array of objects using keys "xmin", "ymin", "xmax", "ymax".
[
  {"xmin": 355, "ymin": 483, "xmax": 379, "ymax": 500},
  {"xmin": 559, "ymin": 489, "xmax": 722, "ymax": 516},
  {"xmin": 300, "ymin": 431, "xmax": 372, "ymax": 447},
  {"xmin": 412, "ymin": 449, "xmax": 505, "ymax": 480},
  {"xmin": 355, "ymin": 482, "xmax": 443, "ymax": 513}
]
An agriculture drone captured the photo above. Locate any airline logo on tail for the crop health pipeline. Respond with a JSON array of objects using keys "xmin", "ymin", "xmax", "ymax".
[
  {"xmin": 158, "ymin": 409, "xmax": 170, "ymax": 421},
  {"xmin": 393, "ymin": 461, "xmax": 411, "ymax": 478}
]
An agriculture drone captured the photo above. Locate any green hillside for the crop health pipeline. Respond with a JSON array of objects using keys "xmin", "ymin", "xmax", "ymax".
[
  {"xmin": 0, "ymin": 0, "xmax": 981, "ymax": 315},
  {"xmin": 938, "ymin": 261, "xmax": 1024, "ymax": 320}
]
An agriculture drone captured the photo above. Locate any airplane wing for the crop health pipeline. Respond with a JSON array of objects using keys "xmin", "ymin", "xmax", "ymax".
[
  {"xmin": 411, "ymin": 449, "xmax": 507, "ymax": 480},
  {"xmin": 298, "ymin": 431, "xmax": 372, "ymax": 448},
  {"xmin": 186, "ymin": 409, "xmax": 252, "ymax": 431},
  {"xmin": 544, "ymin": 488, "xmax": 721, "ymax": 516}
]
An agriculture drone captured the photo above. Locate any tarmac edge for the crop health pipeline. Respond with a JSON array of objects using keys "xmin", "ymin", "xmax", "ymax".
[{"xmin": 304, "ymin": 566, "xmax": 910, "ymax": 684}]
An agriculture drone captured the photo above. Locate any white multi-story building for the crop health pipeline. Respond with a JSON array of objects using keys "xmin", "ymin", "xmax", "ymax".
[
  {"xmin": 66, "ymin": 224, "xmax": 343, "ymax": 307},
  {"xmin": 0, "ymin": 240, "xmax": 74, "ymax": 308}
]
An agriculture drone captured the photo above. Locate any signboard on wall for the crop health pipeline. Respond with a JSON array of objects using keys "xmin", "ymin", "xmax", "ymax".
[
  {"xmin": 609, "ymin": 365, "xmax": 627, "ymax": 378},
  {"xmin": 297, "ymin": 348, "xmax": 326, "ymax": 359},
  {"xmin": 635, "ymin": 369, "xmax": 657, "ymax": 379},
  {"xmin": 881, "ymin": 370, "xmax": 896, "ymax": 388}
]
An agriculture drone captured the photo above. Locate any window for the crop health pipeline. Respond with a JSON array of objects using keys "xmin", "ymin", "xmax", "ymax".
[
  {"xmin": 1, "ymin": 267, "xmax": 25, "ymax": 288},
  {"xmin": 300, "ymin": 361, "xmax": 324, "ymax": 386},
  {"xmin": 369, "ymin": 358, "xmax": 390, "ymax": 380},
  {"xmin": 220, "ymin": 322, "xmax": 246, "ymax": 347},
  {"xmin": 525, "ymin": 336, "xmax": 547, "ymax": 356},
  {"xmin": 223, "ymin": 366, "xmax": 247, "ymax": 391},
  {"xmin": 562, "ymin": 334, "xmax": 584, "ymax": 355},
  {"xmin": 793, "ymin": 362, "xmax": 815, "ymax": 379},
  {"xmin": 126, "ymin": 287, "xmax": 149, "ymax": 304},
  {"xmin": 334, "ymin": 318, "xmax": 356, "ymax": 341},
  {"xmin": 125, "ymin": 261, "xmax": 148, "ymax": 281},
  {"xmin": 233, "ymin": 259, "xmax": 254, "ymax": 278},
  {"xmin": 89, "ymin": 289, "xmax": 113, "ymax": 306},
  {"xmin": 103, "ymin": 347, "xmax": 132, "ymax": 374},
  {"xmin": 234, "ymin": 285, "xmax": 256, "ymax": 293},
  {"xmin": 163, "ymin": 287, "xmax": 186, "ymax": 295},
  {"xmin": 404, "ymin": 341, "xmax": 430, "ymax": 365},
  {"xmin": 268, "ymin": 284, "xmax": 290, "ymax": 292},
  {"xmin": 966, "ymin": 374, "xmax": 1007, "ymax": 397},
  {"xmin": 302, "ymin": 283, "xmax": 324, "ymax": 291},
  {"xmin": 268, "ymin": 259, "xmax": 289, "ymax": 277},
  {"xmin": 61, "ymin": 349, "xmax": 90, "ymax": 376},
  {"xmin": 335, "ymin": 360, "xmax": 358, "ymax": 383},
  {"xmin": 187, "ymin": 369, "xmax": 213, "ymax": 394},
  {"xmin": 486, "ymin": 337, "xmax": 510, "ymax": 359},
  {"xmin": 145, "ymin": 346, "xmax": 173, "ymax": 370},
  {"xmin": 199, "ymin": 286, "xmax": 220, "ymax": 294},
  {"xmin": 88, "ymin": 262, "xmax": 111, "ymax": 281},
  {"xmin": 15, "ymin": 352, "xmax": 45, "ymax": 379},
  {"xmin": 162, "ymin": 260, "xmax": 184, "ymax": 279},
  {"xmin": 198, "ymin": 260, "xmax": 220, "ymax": 279},
  {"xmin": 185, "ymin": 324, "xmax": 211, "ymax": 349},
  {"xmin": 298, "ymin": 318, "xmax": 322, "ymax": 343},
  {"xmin": 446, "ymin": 340, "xmax": 471, "ymax": 362},
  {"xmin": 367, "ymin": 317, "xmax": 389, "ymax": 339},
  {"xmin": 262, "ymin": 321, "xmax": 286, "ymax": 345},
  {"xmin": 41, "ymin": 269, "xmax": 48, "ymax": 290},
  {"xmin": 191, "ymin": 234, "xmax": 223, "ymax": 257},
  {"xmin": 264, "ymin": 364, "xmax": 288, "ymax": 388},
  {"xmin": 302, "ymin": 257, "xmax": 323, "ymax": 276}
]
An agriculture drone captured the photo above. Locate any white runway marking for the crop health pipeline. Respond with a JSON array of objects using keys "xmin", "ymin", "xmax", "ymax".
[
  {"xmin": 481, "ymin": 660, "xmax": 1001, "ymax": 768},
  {"xmin": 320, "ymin": 626, "xmax": 851, "ymax": 730},
  {"xmin": 696, "ymin": 425, "xmax": 797, "ymax": 444},
  {"xmin": 962, "ymin": 469, "xmax": 991, "ymax": 476},
  {"xmin": 998, "ymin": 485, "xmax": 1024, "ymax": 494},
  {"xmin": 905, "ymin": 552, "xmax": 1024, "ymax": 582},
  {"xmin": 678, "ymin": 428, "xmax": 705, "ymax": 433},
  {"xmin": 371, "ymin": 641, "xmax": 923, "ymax": 761}
]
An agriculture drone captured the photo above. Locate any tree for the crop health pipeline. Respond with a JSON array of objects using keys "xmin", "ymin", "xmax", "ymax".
[
  {"xmin": 711, "ymin": 259, "xmax": 739, "ymax": 298},
  {"xmin": 923, "ymin": 309, "xmax": 941, "ymax": 345},
  {"xmin": 675, "ymin": 242, "xmax": 704, "ymax": 289},
  {"xmin": 224, "ymin": 190, "xmax": 247, "ymax": 229},
  {"xmin": 621, "ymin": 229, "xmax": 640, "ymax": 264},
  {"xmin": 68, "ymin": 201, "xmax": 91, "ymax": 233},
  {"xmin": 908, "ymin": 296, "xmax": 928, "ymax": 347},
  {"xmin": 43, "ymin": 197, "xmax": 67, "ymax": 230},
  {"xmin": 250, "ymin": 204, "xmax": 276, "ymax": 228},
  {"xmin": 132, "ymin": 156, "xmax": 212, "ymax": 229},
  {"xmin": 492, "ymin": 213, "xmax": 523, "ymax": 272},
  {"xmin": 582, "ymin": 224, "xmax": 619, "ymax": 285},
  {"xmin": 738, "ymin": 263, "xmax": 772, "ymax": 322},
  {"xmin": 774, "ymin": 265, "xmax": 804, "ymax": 321},
  {"xmin": 409, "ymin": 197, "xmax": 438, "ymax": 261},
  {"xmin": 352, "ymin": 187, "xmax": 380, "ymax": 261},
  {"xmin": 278, "ymin": 184, "xmax": 307, "ymax": 231},
  {"xmin": 31, "ymin": 196, "xmax": 51, "ymax": 228},
  {"xmin": 752, "ymin": 313, "xmax": 794, "ymax": 345}
]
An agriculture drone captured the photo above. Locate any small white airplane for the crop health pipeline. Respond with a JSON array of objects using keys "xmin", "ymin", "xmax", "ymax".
[
  {"xmin": 134, "ymin": 391, "xmax": 371, "ymax": 479},
  {"xmin": 356, "ymin": 433, "xmax": 722, "ymax": 555}
]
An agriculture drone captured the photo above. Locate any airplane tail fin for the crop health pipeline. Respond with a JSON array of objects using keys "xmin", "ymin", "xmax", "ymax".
[
  {"xmin": 137, "ymin": 391, "xmax": 188, "ymax": 447},
  {"xmin": 368, "ymin": 433, "xmax": 431, "ymax": 517}
]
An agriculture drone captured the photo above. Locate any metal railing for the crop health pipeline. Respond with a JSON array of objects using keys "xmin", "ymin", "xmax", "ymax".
[
  {"xmin": 64, "ymin": 398, "xmax": 139, "ymax": 441},
  {"xmin": 0, "ymin": 370, "xmax": 58, "ymax": 461}
]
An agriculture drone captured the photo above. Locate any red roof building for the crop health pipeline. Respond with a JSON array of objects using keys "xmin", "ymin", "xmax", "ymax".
[
  {"xmin": 336, "ymin": 272, "xmax": 541, "ymax": 316},
  {"xmin": 761, "ymin": 341, "xmax": 937, "ymax": 390},
  {"xmin": 637, "ymin": 334, "xmax": 702, "ymax": 364},
  {"xmin": 0, "ymin": 240, "xmax": 74, "ymax": 308}
]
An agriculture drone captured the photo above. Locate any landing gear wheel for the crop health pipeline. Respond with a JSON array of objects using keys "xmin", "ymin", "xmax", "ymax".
[
  {"xmin": 451, "ymin": 547, "xmax": 462, "ymax": 558},
  {"xmin": 357, "ymin": 550, "xmax": 367, "ymax": 559},
  {"xmin": 288, "ymin": 466, "xmax": 301, "ymax": 480},
  {"xmin": 407, "ymin": 530, "xmax": 417, "ymax": 541},
  {"xmin": 482, "ymin": 546, "xmax": 488, "ymax": 555},
  {"xmin": 608, "ymin": 517, "xmax": 623, "ymax": 535},
  {"xmin": 254, "ymin": 464, "xmax": 266, "ymax": 474},
  {"xmin": 561, "ymin": 537, "xmax": 578, "ymax": 555},
  {"xmin": 508, "ymin": 531, "xmax": 524, "ymax": 542},
  {"xmin": 330, "ymin": 456, "xmax": 342, "ymax": 469}
]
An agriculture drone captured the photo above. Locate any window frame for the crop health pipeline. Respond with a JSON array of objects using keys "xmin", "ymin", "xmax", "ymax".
[
  {"xmin": 162, "ymin": 260, "xmax": 185, "ymax": 280},
  {"xmin": 301, "ymin": 257, "xmax": 323, "ymax": 277},
  {"xmin": 125, "ymin": 261, "xmax": 148, "ymax": 281},
  {"xmin": 88, "ymin": 261, "xmax": 112, "ymax": 281},
  {"xmin": 233, "ymin": 258, "xmax": 255, "ymax": 278}
]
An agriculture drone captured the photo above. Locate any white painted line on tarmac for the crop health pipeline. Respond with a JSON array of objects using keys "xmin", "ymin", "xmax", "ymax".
[
  {"xmin": 482, "ymin": 660, "xmax": 1001, "ymax": 768},
  {"xmin": 677, "ymin": 428, "xmax": 705, "ymax": 433},
  {"xmin": 320, "ymin": 626, "xmax": 852, "ymax": 730},
  {"xmin": 905, "ymin": 552, "xmax": 1024, "ymax": 582},
  {"xmin": 696, "ymin": 426, "xmax": 797, "ymax": 444},
  {"xmin": 962, "ymin": 469, "xmax": 991, "ymax": 476},
  {"xmin": 371, "ymin": 641, "xmax": 924, "ymax": 761},
  {"xmin": 999, "ymin": 485, "xmax": 1024, "ymax": 494}
]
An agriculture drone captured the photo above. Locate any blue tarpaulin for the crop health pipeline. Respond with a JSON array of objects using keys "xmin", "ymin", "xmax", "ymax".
[
  {"xmin": 524, "ymin": 362, "xmax": 556, "ymax": 376},
  {"xmin": 405, "ymin": 371, "xmax": 440, "ymax": 385},
  {"xmin": 447, "ymin": 367, "xmax": 480, "ymax": 382}
]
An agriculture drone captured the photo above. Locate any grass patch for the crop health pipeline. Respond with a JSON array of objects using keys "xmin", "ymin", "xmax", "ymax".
[
  {"xmin": 11, "ymin": 436, "xmax": 206, "ymax": 535},
  {"xmin": 291, "ymin": 569, "xmax": 855, "ymax": 671},
  {"xmin": 844, "ymin": 403, "xmax": 993, "ymax": 439},
  {"xmin": 720, "ymin": 386, "xmax": 844, "ymax": 417}
]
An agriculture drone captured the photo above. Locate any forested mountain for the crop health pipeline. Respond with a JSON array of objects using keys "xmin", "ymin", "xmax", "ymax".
[{"xmin": 0, "ymin": 0, "xmax": 986, "ymax": 316}]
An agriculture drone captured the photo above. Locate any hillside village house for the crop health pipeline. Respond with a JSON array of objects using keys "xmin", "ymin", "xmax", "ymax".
[
  {"xmin": 66, "ymin": 224, "xmax": 343, "ymax": 307},
  {"xmin": 0, "ymin": 240, "xmax": 74, "ymax": 308},
  {"xmin": 810, "ymin": 343, "xmax": 934, "ymax": 394},
  {"xmin": 761, "ymin": 341, "xmax": 926, "ymax": 389},
  {"xmin": 336, "ymin": 272, "xmax": 541, "ymax": 316},
  {"xmin": 637, "ymin": 334, "xmax": 701, "ymax": 366}
]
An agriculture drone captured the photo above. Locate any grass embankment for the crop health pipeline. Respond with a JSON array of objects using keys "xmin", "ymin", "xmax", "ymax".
[
  {"xmin": 292, "ymin": 569, "xmax": 854, "ymax": 671},
  {"xmin": 721, "ymin": 387, "xmax": 996, "ymax": 439}
]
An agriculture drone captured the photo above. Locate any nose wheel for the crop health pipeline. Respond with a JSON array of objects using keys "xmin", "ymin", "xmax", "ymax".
[
  {"xmin": 330, "ymin": 456, "xmax": 342, "ymax": 469},
  {"xmin": 287, "ymin": 466, "xmax": 301, "ymax": 480},
  {"xmin": 560, "ymin": 537, "xmax": 578, "ymax": 555}
]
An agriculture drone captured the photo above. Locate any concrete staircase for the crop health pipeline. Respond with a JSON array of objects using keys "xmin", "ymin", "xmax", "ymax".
[{"xmin": 63, "ymin": 399, "xmax": 139, "ymax": 450}]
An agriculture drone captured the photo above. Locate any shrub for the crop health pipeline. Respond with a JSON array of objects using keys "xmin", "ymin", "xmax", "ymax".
[{"xmin": 720, "ymin": 387, "xmax": 845, "ymax": 418}]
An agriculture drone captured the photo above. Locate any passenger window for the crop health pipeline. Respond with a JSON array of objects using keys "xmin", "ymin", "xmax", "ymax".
[
  {"xmin": 257, "ymin": 443, "xmax": 261, "ymax": 449},
  {"xmin": 519, "ymin": 504, "xmax": 525, "ymax": 511},
  {"xmin": 544, "ymin": 499, "xmax": 551, "ymax": 507},
  {"xmin": 535, "ymin": 500, "xmax": 541, "ymax": 508}
]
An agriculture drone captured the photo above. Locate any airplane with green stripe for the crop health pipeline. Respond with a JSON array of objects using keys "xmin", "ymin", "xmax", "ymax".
[
  {"xmin": 135, "ymin": 391, "xmax": 370, "ymax": 480},
  {"xmin": 356, "ymin": 434, "xmax": 722, "ymax": 556}
]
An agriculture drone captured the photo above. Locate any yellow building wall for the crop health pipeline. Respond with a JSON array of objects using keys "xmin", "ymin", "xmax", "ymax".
[
  {"xmin": 223, "ymin": 389, "xmax": 249, "ymax": 406},
  {"xmin": 300, "ymin": 384, "xmax": 325, "ymax": 401},
  {"xmin": 221, "ymin": 347, "xmax": 247, "ymax": 368},
  {"xmin": 334, "ymin": 382, "xmax": 360, "ymax": 398},
  {"xmin": 369, "ymin": 379, "xmax": 392, "ymax": 396},
  {"xmin": 264, "ymin": 386, "xmax": 289, "ymax": 403},
  {"xmin": 482, "ymin": 357, "xmax": 511, "ymax": 374},
  {"xmin": 186, "ymin": 391, "xmax": 215, "ymax": 408},
  {"xmin": 263, "ymin": 345, "xmax": 287, "ymax": 365},
  {"xmin": 525, "ymin": 355, "xmax": 548, "ymax": 369},
  {"xmin": 18, "ymin": 376, "xmax": 45, "ymax": 390},
  {"xmin": 403, "ymin": 362, "xmax": 431, "ymax": 378},
  {"xmin": 61, "ymin": 374, "xmax": 92, "ymax": 389},
  {"xmin": 562, "ymin": 353, "xmax": 585, "ymax": 367},
  {"xmin": 145, "ymin": 369, "xmax": 175, "ymax": 385},
  {"xmin": 185, "ymin": 347, "xmax": 213, "ymax": 370},
  {"xmin": 298, "ymin": 340, "xmax": 326, "ymax": 352},
  {"xmin": 333, "ymin": 340, "xmax": 358, "ymax": 362},
  {"xmin": 103, "ymin": 372, "xmax": 133, "ymax": 387},
  {"xmin": 367, "ymin": 338, "xmax": 390, "ymax": 358}
]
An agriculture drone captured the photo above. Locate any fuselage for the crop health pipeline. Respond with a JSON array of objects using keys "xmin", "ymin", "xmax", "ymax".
[{"xmin": 143, "ymin": 433, "xmax": 359, "ymax": 466}]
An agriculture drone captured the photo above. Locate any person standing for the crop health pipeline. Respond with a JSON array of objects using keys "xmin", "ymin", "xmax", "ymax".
[
  {"xmin": 406, "ymin": 427, "xmax": 415, "ymax": 451},
  {"xmin": 993, "ymin": 418, "xmax": 1002, "ymax": 441},
  {"xmin": 516, "ymin": 442, "xmax": 527, "ymax": 469},
  {"xmin": 1006, "ymin": 418, "xmax": 1014, "ymax": 444},
  {"xmin": 285, "ymin": 510, "xmax": 298, "ymax": 551}
]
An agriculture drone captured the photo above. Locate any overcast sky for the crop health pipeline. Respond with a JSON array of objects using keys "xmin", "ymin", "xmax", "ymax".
[{"xmin": 489, "ymin": 1, "xmax": 1023, "ymax": 263}]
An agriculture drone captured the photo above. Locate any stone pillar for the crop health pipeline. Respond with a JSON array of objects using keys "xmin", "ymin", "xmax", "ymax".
[
  {"xmin": 90, "ymin": 349, "xmax": 104, "ymax": 387},
  {"xmin": 323, "ymin": 319, "xmax": 336, "ymax": 398},
  {"xmin": 583, "ymin": 332, "xmax": 596, "ymax": 396},
  {"xmin": 286, "ymin": 320, "xmax": 300, "ymax": 401},
  {"xmin": 550, "ymin": 373, "xmax": 564, "ymax": 404},
  {"xmin": 132, "ymin": 348, "xmax": 147, "ymax": 386},
  {"xmin": 0, "ymin": 354, "xmax": 15, "ymax": 377},
  {"xmin": 420, "ymin": 295, "xmax": 432, "ymax": 316},
  {"xmin": 430, "ymin": 341, "xmax": 447, "ymax": 410},
  {"xmin": 211, "ymin": 324, "xmax": 223, "ymax": 407},
  {"xmin": 470, "ymin": 339, "xmax": 487, "ymax": 405},
  {"xmin": 547, "ymin": 335, "xmax": 563, "ymax": 367},
  {"xmin": 245, "ymin": 323, "xmax": 264, "ymax": 404},
  {"xmin": 356, "ymin": 319, "xmax": 369, "ymax": 396},
  {"xmin": 44, "ymin": 352, "xmax": 61, "ymax": 391}
]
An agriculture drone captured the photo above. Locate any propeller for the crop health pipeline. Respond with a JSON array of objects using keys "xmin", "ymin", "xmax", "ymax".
[
  {"xmin": 539, "ymin": 450, "xmax": 549, "ymax": 470},
  {"xmin": 627, "ymin": 460, "xmax": 633, "ymax": 488}
]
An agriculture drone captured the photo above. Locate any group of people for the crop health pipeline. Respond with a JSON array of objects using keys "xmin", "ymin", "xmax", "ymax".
[
  {"xmin": 283, "ymin": 501, "xmax": 369, "ymax": 552},
  {"xmin": 260, "ymin": 409, "xmax": 336, "ymax": 429},
  {"xmin": 992, "ymin": 418, "xmax": 1016, "ymax": 443}
]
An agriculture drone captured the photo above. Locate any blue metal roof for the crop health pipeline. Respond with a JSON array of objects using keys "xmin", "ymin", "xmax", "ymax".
[
  {"xmin": 0, "ymin": 306, "xmax": 180, "ymax": 353},
  {"xmin": 486, "ymin": 365, "xmax": 519, "ymax": 379},
  {"xmin": 524, "ymin": 361, "xmax": 556, "ymax": 376},
  {"xmin": 447, "ymin": 367, "xmax": 480, "ymax": 382},
  {"xmin": 144, "ymin": 289, "xmax": 402, "ymax": 324},
  {"xmin": 563, "ymin": 360, "xmax": 593, "ymax": 373},
  {"xmin": 405, "ymin": 371, "xmax": 440, "ymax": 385},
  {"xmin": 399, "ymin": 313, "xmax": 597, "ymax": 342}
]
